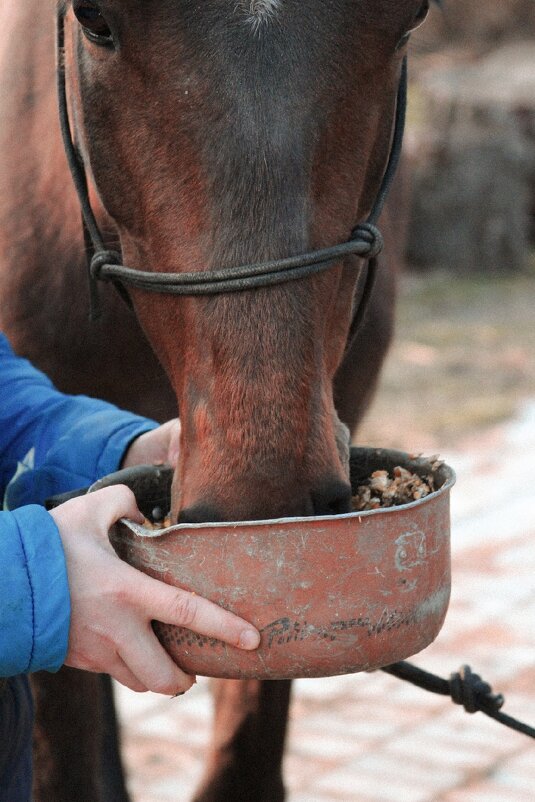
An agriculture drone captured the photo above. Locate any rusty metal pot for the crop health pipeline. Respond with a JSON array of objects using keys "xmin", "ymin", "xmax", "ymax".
[{"xmin": 91, "ymin": 448, "xmax": 455, "ymax": 680}]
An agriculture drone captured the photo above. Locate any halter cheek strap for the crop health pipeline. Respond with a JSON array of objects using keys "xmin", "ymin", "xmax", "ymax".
[{"xmin": 56, "ymin": 10, "xmax": 407, "ymax": 323}]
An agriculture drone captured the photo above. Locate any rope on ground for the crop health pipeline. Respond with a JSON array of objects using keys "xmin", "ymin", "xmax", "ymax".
[{"xmin": 381, "ymin": 661, "xmax": 535, "ymax": 739}]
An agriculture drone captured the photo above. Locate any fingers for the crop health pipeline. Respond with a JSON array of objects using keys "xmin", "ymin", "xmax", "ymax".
[
  {"xmin": 50, "ymin": 485, "xmax": 144, "ymax": 545},
  {"xmin": 106, "ymin": 656, "xmax": 149, "ymax": 694},
  {"xmin": 90, "ymin": 485, "xmax": 145, "ymax": 529},
  {"xmin": 64, "ymin": 643, "xmax": 149, "ymax": 693},
  {"xmin": 118, "ymin": 625, "xmax": 196, "ymax": 696},
  {"xmin": 138, "ymin": 573, "xmax": 260, "ymax": 651},
  {"xmin": 121, "ymin": 418, "xmax": 181, "ymax": 469}
]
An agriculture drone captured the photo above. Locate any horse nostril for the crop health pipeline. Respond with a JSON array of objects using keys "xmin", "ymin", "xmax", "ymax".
[
  {"xmin": 311, "ymin": 481, "xmax": 352, "ymax": 516},
  {"xmin": 178, "ymin": 504, "xmax": 223, "ymax": 524}
]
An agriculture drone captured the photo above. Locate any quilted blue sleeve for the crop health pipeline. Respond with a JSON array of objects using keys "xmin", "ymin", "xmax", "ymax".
[
  {"xmin": 0, "ymin": 333, "xmax": 160, "ymax": 676},
  {"xmin": 0, "ymin": 505, "xmax": 70, "ymax": 676}
]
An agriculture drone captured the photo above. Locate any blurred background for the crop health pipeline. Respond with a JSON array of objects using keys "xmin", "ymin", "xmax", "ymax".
[
  {"xmin": 359, "ymin": 0, "xmax": 535, "ymax": 454},
  {"xmin": 119, "ymin": 4, "xmax": 535, "ymax": 800}
]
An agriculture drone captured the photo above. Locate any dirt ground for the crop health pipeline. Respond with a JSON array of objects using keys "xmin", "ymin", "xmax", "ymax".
[{"xmin": 357, "ymin": 268, "xmax": 535, "ymax": 455}]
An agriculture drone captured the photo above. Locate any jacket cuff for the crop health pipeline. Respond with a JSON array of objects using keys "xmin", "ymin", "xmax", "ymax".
[
  {"xmin": 94, "ymin": 415, "xmax": 159, "ymax": 479},
  {"xmin": 53, "ymin": 407, "xmax": 158, "ymax": 487}
]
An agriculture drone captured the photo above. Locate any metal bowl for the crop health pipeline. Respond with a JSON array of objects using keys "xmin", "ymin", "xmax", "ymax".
[{"xmin": 91, "ymin": 448, "xmax": 455, "ymax": 680}]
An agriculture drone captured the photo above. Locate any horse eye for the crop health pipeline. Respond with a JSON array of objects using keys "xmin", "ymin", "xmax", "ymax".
[{"xmin": 72, "ymin": 0, "xmax": 114, "ymax": 46}]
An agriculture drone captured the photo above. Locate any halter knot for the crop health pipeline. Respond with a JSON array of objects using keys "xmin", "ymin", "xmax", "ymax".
[
  {"xmin": 449, "ymin": 665, "xmax": 505, "ymax": 715},
  {"xmin": 350, "ymin": 223, "xmax": 384, "ymax": 259},
  {"xmin": 90, "ymin": 250, "xmax": 122, "ymax": 281}
]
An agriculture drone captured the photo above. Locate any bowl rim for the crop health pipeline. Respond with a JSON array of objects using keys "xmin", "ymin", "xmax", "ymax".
[{"xmin": 107, "ymin": 448, "xmax": 456, "ymax": 539}]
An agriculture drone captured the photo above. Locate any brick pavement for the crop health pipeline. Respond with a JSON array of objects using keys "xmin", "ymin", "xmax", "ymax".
[{"xmin": 116, "ymin": 402, "xmax": 535, "ymax": 802}]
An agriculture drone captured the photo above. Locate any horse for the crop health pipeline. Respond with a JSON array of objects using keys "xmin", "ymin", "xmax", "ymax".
[{"xmin": 0, "ymin": 1, "xmax": 431, "ymax": 800}]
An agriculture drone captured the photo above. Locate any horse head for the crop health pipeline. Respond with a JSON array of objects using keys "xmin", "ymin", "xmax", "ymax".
[{"xmin": 61, "ymin": 0, "xmax": 430, "ymax": 522}]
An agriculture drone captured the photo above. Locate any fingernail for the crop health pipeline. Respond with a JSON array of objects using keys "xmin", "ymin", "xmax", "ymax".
[
  {"xmin": 170, "ymin": 691, "xmax": 185, "ymax": 699},
  {"xmin": 239, "ymin": 629, "xmax": 260, "ymax": 650}
]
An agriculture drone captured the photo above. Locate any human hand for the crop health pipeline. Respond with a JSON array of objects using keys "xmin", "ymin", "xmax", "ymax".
[
  {"xmin": 122, "ymin": 418, "xmax": 180, "ymax": 469},
  {"xmin": 50, "ymin": 486, "xmax": 260, "ymax": 694}
]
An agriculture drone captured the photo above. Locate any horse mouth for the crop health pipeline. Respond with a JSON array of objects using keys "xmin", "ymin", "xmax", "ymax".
[{"xmin": 89, "ymin": 447, "xmax": 452, "ymax": 528}]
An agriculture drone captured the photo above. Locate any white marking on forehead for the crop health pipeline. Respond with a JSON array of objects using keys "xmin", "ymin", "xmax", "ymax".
[{"xmin": 236, "ymin": 0, "xmax": 281, "ymax": 32}]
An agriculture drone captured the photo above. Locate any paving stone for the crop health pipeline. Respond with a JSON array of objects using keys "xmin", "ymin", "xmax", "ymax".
[
  {"xmin": 440, "ymin": 782, "xmax": 534, "ymax": 802},
  {"xmin": 288, "ymin": 726, "xmax": 371, "ymax": 760},
  {"xmin": 289, "ymin": 792, "xmax": 381, "ymax": 802},
  {"xmin": 289, "ymin": 793, "xmax": 354, "ymax": 802},
  {"xmin": 388, "ymin": 733, "xmax": 497, "ymax": 771},
  {"xmin": 296, "ymin": 711, "xmax": 399, "ymax": 741},
  {"xmin": 503, "ymin": 748, "xmax": 535, "ymax": 776},
  {"xmin": 492, "ymin": 765, "xmax": 535, "ymax": 796},
  {"xmin": 352, "ymin": 750, "xmax": 465, "ymax": 789},
  {"xmin": 316, "ymin": 764, "xmax": 433, "ymax": 802}
]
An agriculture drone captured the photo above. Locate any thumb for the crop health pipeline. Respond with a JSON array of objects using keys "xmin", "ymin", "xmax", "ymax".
[{"xmin": 89, "ymin": 485, "xmax": 145, "ymax": 530}]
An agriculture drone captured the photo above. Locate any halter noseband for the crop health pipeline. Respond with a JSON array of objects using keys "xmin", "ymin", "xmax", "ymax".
[{"xmin": 56, "ymin": 11, "xmax": 407, "ymax": 323}]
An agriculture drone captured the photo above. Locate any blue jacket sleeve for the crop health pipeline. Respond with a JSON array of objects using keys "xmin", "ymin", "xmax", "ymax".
[
  {"xmin": 0, "ymin": 506, "xmax": 70, "ymax": 676},
  {"xmin": 0, "ymin": 333, "xmax": 158, "ymax": 509},
  {"xmin": 0, "ymin": 333, "xmax": 160, "ymax": 675}
]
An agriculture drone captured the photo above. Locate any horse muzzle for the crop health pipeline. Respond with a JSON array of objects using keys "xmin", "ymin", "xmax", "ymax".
[{"xmin": 177, "ymin": 477, "xmax": 352, "ymax": 524}]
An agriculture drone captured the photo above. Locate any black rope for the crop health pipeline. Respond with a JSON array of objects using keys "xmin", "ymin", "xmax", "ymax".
[
  {"xmin": 56, "ymin": 19, "xmax": 105, "ymax": 254},
  {"xmin": 89, "ymin": 223, "xmax": 383, "ymax": 295},
  {"xmin": 56, "ymin": 10, "xmax": 407, "ymax": 321},
  {"xmin": 382, "ymin": 661, "xmax": 535, "ymax": 740}
]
